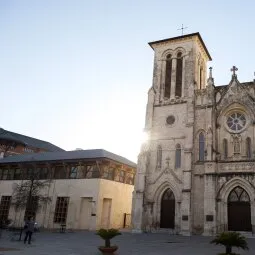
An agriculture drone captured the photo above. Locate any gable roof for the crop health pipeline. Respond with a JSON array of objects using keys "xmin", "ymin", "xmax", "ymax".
[
  {"xmin": 0, "ymin": 128, "xmax": 64, "ymax": 152},
  {"xmin": 215, "ymin": 77, "xmax": 255, "ymax": 116},
  {"xmin": 0, "ymin": 149, "xmax": 136, "ymax": 168}
]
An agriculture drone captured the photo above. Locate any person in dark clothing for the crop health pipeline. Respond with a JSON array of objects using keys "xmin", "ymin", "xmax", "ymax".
[{"xmin": 24, "ymin": 217, "xmax": 35, "ymax": 244}]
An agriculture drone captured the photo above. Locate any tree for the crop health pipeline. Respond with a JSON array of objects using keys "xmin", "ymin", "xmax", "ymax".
[
  {"xmin": 211, "ymin": 232, "xmax": 249, "ymax": 255},
  {"xmin": 12, "ymin": 169, "xmax": 52, "ymax": 221}
]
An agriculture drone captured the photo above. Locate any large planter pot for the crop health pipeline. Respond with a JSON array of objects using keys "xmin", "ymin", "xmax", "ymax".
[{"xmin": 98, "ymin": 245, "xmax": 118, "ymax": 254}]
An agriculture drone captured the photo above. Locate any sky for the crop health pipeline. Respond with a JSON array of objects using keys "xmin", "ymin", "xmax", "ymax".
[{"xmin": 0, "ymin": 1, "xmax": 255, "ymax": 162}]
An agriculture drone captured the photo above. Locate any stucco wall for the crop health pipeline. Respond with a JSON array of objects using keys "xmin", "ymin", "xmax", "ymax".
[
  {"xmin": 97, "ymin": 179, "xmax": 134, "ymax": 229},
  {"xmin": 0, "ymin": 178, "xmax": 133, "ymax": 230}
]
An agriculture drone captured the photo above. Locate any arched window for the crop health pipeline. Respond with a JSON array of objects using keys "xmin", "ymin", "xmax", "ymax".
[
  {"xmin": 246, "ymin": 137, "xmax": 252, "ymax": 159},
  {"xmin": 156, "ymin": 145, "xmax": 162, "ymax": 168},
  {"xmin": 223, "ymin": 139, "xmax": 228, "ymax": 159},
  {"xmin": 175, "ymin": 52, "xmax": 183, "ymax": 97},
  {"xmin": 199, "ymin": 132, "xmax": 205, "ymax": 161},
  {"xmin": 228, "ymin": 186, "xmax": 250, "ymax": 202},
  {"xmin": 199, "ymin": 67, "xmax": 203, "ymax": 89},
  {"xmin": 164, "ymin": 54, "xmax": 172, "ymax": 99},
  {"xmin": 175, "ymin": 144, "xmax": 181, "ymax": 168}
]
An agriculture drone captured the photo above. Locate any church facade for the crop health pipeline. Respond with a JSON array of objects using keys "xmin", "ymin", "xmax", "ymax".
[{"xmin": 132, "ymin": 32, "xmax": 255, "ymax": 235}]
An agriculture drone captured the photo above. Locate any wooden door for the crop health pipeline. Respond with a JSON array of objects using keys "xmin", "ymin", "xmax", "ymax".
[{"xmin": 79, "ymin": 197, "xmax": 92, "ymax": 229}]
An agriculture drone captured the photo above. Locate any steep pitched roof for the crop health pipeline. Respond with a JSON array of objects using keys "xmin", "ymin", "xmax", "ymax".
[
  {"xmin": 0, "ymin": 128, "xmax": 64, "ymax": 152},
  {"xmin": 0, "ymin": 149, "xmax": 136, "ymax": 168},
  {"xmin": 215, "ymin": 77, "xmax": 255, "ymax": 115}
]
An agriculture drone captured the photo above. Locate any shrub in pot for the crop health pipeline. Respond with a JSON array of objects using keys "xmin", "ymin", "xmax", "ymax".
[
  {"xmin": 210, "ymin": 231, "xmax": 248, "ymax": 255},
  {"xmin": 96, "ymin": 228, "xmax": 121, "ymax": 254}
]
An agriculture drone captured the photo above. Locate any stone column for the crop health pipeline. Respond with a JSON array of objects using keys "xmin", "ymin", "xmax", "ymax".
[
  {"xmin": 145, "ymin": 89, "xmax": 155, "ymax": 130},
  {"xmin": 180, "ymin": 149, "xmax": 192, "ymax": 235},
  {"xmin": 159, "ymin": 60, "xmax": 165, "ymax": 102},
  {"xmin": 170, "ymin": 58, "xmax": 177, "ymax": 99},
  {"xmin": 181, "ymin": 56, "xmax": 186, "ymax": 98},
  {"xmin": 203, "ymin": 168, "xmax": 216, "ymax": 236},
  {"xmin": 131, "ymin": 146, "xmax": 149, "ymax": 233}
]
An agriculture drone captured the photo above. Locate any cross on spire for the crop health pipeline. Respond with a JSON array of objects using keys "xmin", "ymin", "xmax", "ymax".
[
  {"xmin": 231, "ymin": 65, "xmax": 238, "ymax": 76},
  {"xmin": 177, "ymin": 24, "xmax": 188, "ymax": 35}
]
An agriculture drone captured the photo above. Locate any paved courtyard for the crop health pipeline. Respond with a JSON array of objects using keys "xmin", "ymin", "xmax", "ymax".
[{"xmin": 0, "ymin": 230, "xmax": 255, "ymax": 255}]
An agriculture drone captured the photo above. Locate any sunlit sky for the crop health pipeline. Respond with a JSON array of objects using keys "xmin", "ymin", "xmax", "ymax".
[{"xmin": 1, "ymin": 1, "xmax": 255, "ymax": 162}]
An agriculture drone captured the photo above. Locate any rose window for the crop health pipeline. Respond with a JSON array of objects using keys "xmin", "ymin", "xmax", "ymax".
[{"xmin": 226, "ymin": 112, "xmax": 246, "ymax": 131}]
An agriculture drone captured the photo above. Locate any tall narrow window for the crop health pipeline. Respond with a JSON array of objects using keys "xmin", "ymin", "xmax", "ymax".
[
  {"xmin": 223, "ymin": 139, "xmax": 228, "ymax": 159},
  {"xmin": 175, "ymin": 52, "xmax": 183, "ymax": 97},
  {"xmin": 175, "ymin": 144, "xmax": 181, "ymax": 168},
  {"xmin": 0, "ymin": 196, "xmax": 11, "ymax": 222},
  {"xmin": 199, "ymin": 67, "xmax": 203, "ymax": 89},
  {"xmin": 54, "ymin": 197, "xmax": 69, "ymax": 224},
  {"xmin": 246, "ymin": 137, "xmax": 252, "ymax": 159},
  {"xmin": 164, "ymin": 54, "xmax": 172, "ymax": 98},
  {"xmin": 199, "ymin": 133, "xmax": 205, "ymax": 161},
  {"xmin": 156, "ymin": 145, "xmax": 162, "ymax": 168}
]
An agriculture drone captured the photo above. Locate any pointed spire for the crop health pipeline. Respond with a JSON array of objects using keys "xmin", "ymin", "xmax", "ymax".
[
  {"xmin": 207, "ymin": 67, "xmax": 214, "ymax": 86},
  {"xmin": 209, "ymin": 67, "xmax": 213, "ymax": 78}
]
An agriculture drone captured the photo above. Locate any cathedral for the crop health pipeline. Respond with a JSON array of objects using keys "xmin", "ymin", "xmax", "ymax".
[{"xmin": 132, "ymin": 32, "xmax": 255, "ymax": 236}]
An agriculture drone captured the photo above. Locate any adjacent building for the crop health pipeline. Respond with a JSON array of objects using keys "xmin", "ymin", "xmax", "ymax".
[
  {"xmin": 132, "ymin": 32, "xmax": 255, "ymax": 235},
  {"xmin": 0, "ymin": 128, "xmax": 64, "ymax": 158},
  {"xmin": 0, "ymin": 149, "xmax": 136, "ymax": 230}
]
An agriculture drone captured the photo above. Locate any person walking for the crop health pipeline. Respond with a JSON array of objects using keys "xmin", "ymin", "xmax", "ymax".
[{"xmin": 24, "ymin": 217, "xmax": 35, "ymax": 244}]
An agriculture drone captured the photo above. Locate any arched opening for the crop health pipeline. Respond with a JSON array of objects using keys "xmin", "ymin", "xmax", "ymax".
[
  {"xmin": 199, "ymin": 132, "xmax": 205, "ymax": 161},
  {"xmin": 175, "ymin": 144, "xmax": 181, "ymax": 169},
  {"xmin": 223, "ymin": 139, "xmax": 228, "ymax": 159},
  {"xmin": 228, "ymin": 186, "xmax": 251, "ymax": 231},
  {"xmin": 164, "ymin": 54, "xmax": 172, "ymax": 99},
  {"xmin": 160, "ymin": 188, "xmax": 175, "ymax": 228},
  {"xmin": 175, "ymin": 52, "xmax": 183, "ymax": 97},
  {"xmin": 246, "ymin": 137, "xmax": 252, "ymax": 159},
  {"xmin": 156, "ymin": 145, "xmax": 162, "ymax": 168}
]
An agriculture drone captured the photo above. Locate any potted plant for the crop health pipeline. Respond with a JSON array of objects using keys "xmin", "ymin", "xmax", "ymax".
[
  {"xmin": 96, "ymin": 228, "xmax": 121, "ymax": 254},
  {"xmin": 210, "ymin": 231, "xmax": 249, "ymax": 255}
]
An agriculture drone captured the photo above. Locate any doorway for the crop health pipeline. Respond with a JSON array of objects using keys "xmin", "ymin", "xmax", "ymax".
[
  {"xmin": 101, "ymin": 198, "xmax": 112, "ymax": 229},
  {"xmin": 228, "ymin": 186, "xmax": 251, "ymax": 231},
  {"xmin": 160, "ymin": 189, "xmax": 175, "ymax": 228}
]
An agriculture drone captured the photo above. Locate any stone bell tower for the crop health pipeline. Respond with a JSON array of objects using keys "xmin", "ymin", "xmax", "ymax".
[{"xmin": 132, "ymin": 33, "xmax": 212, "ymax": 235}]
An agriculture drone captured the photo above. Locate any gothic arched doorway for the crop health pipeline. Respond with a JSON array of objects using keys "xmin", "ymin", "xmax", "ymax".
[
  {"xmin": 228, "ymin": 186, "xmax": 251, "ymax": 231},
  {"xmin": 160, "ymin": 188, "xmax": 175, "ymax": 228}
]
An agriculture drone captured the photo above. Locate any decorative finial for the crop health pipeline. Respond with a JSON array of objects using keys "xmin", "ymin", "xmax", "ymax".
[
  {"xmin": 177, "ymin": 24, "xmax": 188, "ymax": 35},
  {"xmin": 231, "ymin": 65, "xmax": 238, "ymax": 77},
  {"xmin": 209, "ymin": 67, "xmax": 213, "ymax": 78}
]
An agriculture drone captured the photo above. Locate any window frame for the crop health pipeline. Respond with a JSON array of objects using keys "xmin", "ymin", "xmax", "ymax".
[
  {"xmin": 54, "ymin": 197, "xmax": 69, "ymax": 224},
  {"xmin": 199, "ymin": 132, "xmax": 205, "ymax": 161},
  {"xmin": 175, "ymin": 144, "xmax": 181, "ymax": 169}
]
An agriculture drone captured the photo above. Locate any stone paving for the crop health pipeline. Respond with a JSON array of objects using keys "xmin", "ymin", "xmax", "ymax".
[{"xmin": 0, "ymin": 230, "xmax": 255, "ymax": 255}]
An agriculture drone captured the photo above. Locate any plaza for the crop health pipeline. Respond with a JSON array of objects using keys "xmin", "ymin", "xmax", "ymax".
[{"xmin": 0, "ymin": 230, "xmax": 254, "ymax": 255}]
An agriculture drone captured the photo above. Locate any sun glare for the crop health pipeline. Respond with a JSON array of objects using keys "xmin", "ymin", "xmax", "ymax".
[{"xmin": 140, "ymin": 130, "xmax": 149, "ymax": 144}]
